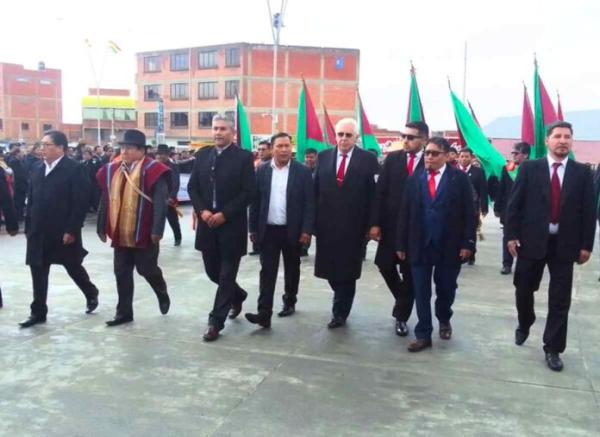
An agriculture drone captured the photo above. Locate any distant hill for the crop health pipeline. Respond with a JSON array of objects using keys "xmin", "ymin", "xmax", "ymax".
[{"xmin": 484, "ymin": 110, "xmax": 600, "ymax": 140}]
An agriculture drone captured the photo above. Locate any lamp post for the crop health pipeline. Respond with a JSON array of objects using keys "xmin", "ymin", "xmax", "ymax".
[{"xmin": 266, "ymin": 0, "xmax": 288, "ymax": 134}]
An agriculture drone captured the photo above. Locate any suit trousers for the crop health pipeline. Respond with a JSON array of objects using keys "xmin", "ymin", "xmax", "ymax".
[
  {"xmin": 113, "ymin": 244, "xmax": 167, "ymax": 318},
  {"xmin": 513, "ymin": 235, "xmax": 573, "ymax": 353},
  {"xmin": 379, "ymin": 258, "xmax": 414, "ymax": 322},
  {"xmin": 30, "ymin": 262, "xmax": 98, "ymax": 317},
  {"xmin": 502, "ymin": 228, "xmax": 514, "ymax": 268},
  {"xmin": 411, "ymin": 263, "xmax": 461, "ymax": 340},
  {"xmin": 166, "ymin": 206, "xmax": 182, "ymax": 242},
  {"xmin": 327, "ymin": 279, "xmax": 356, "ymax": 320},
  {"xmin": 202, "ymin": 247, "xmax": 247, "ymax": 331},
  {"xmin": 257, "ymin": 225, "xmax": 301, "ymax": 316}
]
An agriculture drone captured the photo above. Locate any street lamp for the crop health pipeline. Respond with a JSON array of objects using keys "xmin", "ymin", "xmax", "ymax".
[{"xmin": 266, "ymin": 0, "xmax": 288, "ymax": 134}]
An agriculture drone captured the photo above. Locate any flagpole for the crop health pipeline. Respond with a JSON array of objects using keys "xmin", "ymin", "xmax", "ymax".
[
  {"xmin": 462, "ymin": 41, "xmax": 467, "ymax": 101},
  {"xmin": 266, "ymin": 0, "xmax": 287, "ymax": 134}
]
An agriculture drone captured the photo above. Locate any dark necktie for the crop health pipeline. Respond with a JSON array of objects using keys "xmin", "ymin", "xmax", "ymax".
[
  {"xmin": 336, "ymin": 154, "xmax": 347, "ymax": 187},
  {"xmin": 428, "ymin": 169, "xmax": 439, "ymax": 200},
  {"xmin": 407, "ymin": 153, "xmax": 416, "ymax": 176},
  {"xmin": 550, "ymin": 162, "xmax": 562, "ymax": 224}
]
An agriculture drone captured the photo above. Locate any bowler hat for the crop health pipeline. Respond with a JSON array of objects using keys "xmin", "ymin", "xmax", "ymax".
[
  {"xmin": 119, "ymin": 130, "xmax": 147, "ymax": 148},
  {"xmin": 157, "ymin": 144, "xmax": 170, "ymax": 155}
]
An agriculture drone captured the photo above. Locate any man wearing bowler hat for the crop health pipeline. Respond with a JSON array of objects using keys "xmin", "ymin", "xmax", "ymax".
[{"xmin": 97, "ymin": 129, "xmax": 173, "ymax": 326}]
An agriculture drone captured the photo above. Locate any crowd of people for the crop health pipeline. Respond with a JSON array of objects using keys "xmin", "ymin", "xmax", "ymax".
[{"xmin": 0, "ymin": 115, "xmax": 596, "ymax": 374}]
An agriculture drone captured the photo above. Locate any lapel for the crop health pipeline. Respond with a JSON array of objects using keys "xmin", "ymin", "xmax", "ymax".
[
  {"xmin": 560, "ymin": 160, "xmax": 575, "ymax": 209},
  {"xmin": 44, "ymin": 156, "xmax": 68, "ymax": 180},
  {"xmin": 264, "ymin": 163, "xmax": 273, "ymax": 206},
  {"xmin": 540, "ymin": 159, "xmax": 551, "ymax": 200},
  {"xmin": 286, "ymin": 160, "xmax": 296, "ymax": 201},
  {"xmin": 342, "ymin": 146, "xmax": 360, "ymax": 187},
  {"xmin": 432, "ymin": 167, "xmax": 450, "ymax": 205}
]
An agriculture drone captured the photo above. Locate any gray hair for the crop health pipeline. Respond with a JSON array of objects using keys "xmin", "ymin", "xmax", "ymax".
[
  {"xmin": 335, "ymin": 118, "xmax": 359, "ymax": 135},
  {"xmin": 212, "ymin": 113, "xmax": 235, "ymax": 130}
]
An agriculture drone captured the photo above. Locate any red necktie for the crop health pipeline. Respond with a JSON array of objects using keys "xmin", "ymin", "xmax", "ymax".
[
  {"xmin": 462, "ymin": 166, "xmax": 468, "ymax": 173},
  {"xmin": 428, "ymin": 170, "xmax": 439, "ymax": 199},
  {"xmin": 336, "ymin": 153, "xmax": 347, "ymax": 187},
  {"xmin": 407, "ymin": 153, "xmax": 415, "ymax": 176},
  {"xmin": 550, "ymin": 162, "xmax": 562, "ymax": 224}
]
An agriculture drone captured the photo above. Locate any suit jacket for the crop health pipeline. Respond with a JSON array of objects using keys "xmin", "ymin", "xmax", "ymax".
[
  {"xmin": 314, "ymin": 146, "xmax": 379, "ymax": 281},
  {"xmin": 397, "ymin": 165, "xmax": 476, "ymax": 266},
  {"xmin": 25, "ymin": 157, "xmax": 90, "ymax": 266},
  {"xmin": 0, "ymin": 166, "xmax": 18, "ymax": 233},
  {"xmin": 249, "ymin": 159, "xmax": 315, "ymax": 244},
  {"xmin": 493, "ymin": 167, "xmax": 514, "ymax": 225},
  {"xmin": 187, "ymin": 144, "xmax": 255, "ymax": 257},
  {"xmin": 506, "ymin": 158, "xmax": 596, "ymax": 262},
  {"xmin": 373, "ymin": 149, "xmax": 424, "ymax": 268},
  {"xmin": 464, "ymin": 165, "xmax": 488, "ymax": 214},
  {"xmin": 593, "ymin": 166, "xmax": 600, "ymax": 222},
  {"xmin": 165, "ymin": 159, "xmax": 180, "ymax": 200}
]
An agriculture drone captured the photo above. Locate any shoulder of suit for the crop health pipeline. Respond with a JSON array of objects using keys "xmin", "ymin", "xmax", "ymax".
[{"xmin": 195, "ymin": 146, "xmax": 214, "ymax": 158}]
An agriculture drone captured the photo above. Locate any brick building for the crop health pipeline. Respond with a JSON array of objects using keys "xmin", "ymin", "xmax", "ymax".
[
  {"xmin": 135, "ymin": 43, "xmax": 359, "ymax": 146},
  {"xmin": 82, "ymin": 88, "xmax": 137, "ymax": 145},
  {"xmin": 0, "ymin": 62, "xmax": 62, "ymax": 142}
]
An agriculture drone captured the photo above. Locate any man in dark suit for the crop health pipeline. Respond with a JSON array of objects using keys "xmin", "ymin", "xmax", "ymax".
[
  {"xmin": 370, "ymin": 121, "xmax": 427, "ymax": 337},
  {"xmin": 0, "ymin": 164, "xmax": 19, "ymax": 308},
  {"xmin": 188, "ymin": 114, "xmax": 255, "ymax": 341},
  {"xmin": 494, "ymin": 142, "xmax": 530, "ymax": 275},
  {"xmin": 6, "ymin": 143, "xmax": 28, "ymax": 221},
  {"xmin": 300, "ymin": 148, "xmax": 318, "ymax": 257},
  {"xmin": 593, "ymin": 164, "xmax": 600, "ymax": 281},
  {"xmin": 156, "ymin": 144, "xmax": 182, "ymax": 246},
  {"xmin": 314, "ymin": 118, "xmax": 379, "ymax": 328},
  {"xmin": 506, "ymin": 121, "xmax": 595, "ymax": 372},
  {"xmin": 19, "ymin": 130, "xmax": 99, "ymax": 328},
  {"xmin": 245, "ymin": 132, "xmax": 315, "ymax": 327},
  {"xmin": 397, "ymin": 137, "xmax": 476, "ymax": 352},
  {"xmin": 82, "ymin": 148, "xmax": 102, "ymax": 212}
]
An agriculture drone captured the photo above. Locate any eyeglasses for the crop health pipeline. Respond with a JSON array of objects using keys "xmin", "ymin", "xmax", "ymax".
[
  {"xmin": 424, "ymin": 150, "xmax": 444, "ymax": 157},
  {"xmin": 336, "ymin": 132, "xmax": 354, "ymax": 138},
  {"xmin": 401, "ymin": 134, "xmax": 421, "ymax": 141}
]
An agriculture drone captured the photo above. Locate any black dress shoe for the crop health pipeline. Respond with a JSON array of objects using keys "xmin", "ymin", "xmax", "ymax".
[
  {"xmin": 395, "ymin": 320, "xmax": 409, "ymax": 337},
  {"xmin": 228, "ymin": 294, "xmax": 247, "ymax": 319},
  {"xmin": 545, "ymin": 352, "xmax": 564, "ymax": 372},
  {"xmin": 157, "ymin": 293, "xmax": 171, "ymax": 315},
  {"xmin": 407, "ymin": 338, "xmax": 432, "ymax": 352},
  {"xmin": 500, "ymin": 266, "xmax": 512, "ymax": 275},
  {"xmin": 19, "ymin": 315, "xmax": 47, "ymax": 328},
  {"xmin": 203, "ymin": 325, "xmax": 220, "ymax": 342},
  {"xmin": 277, "ymin": 305, "xmax": 295, "ymax": 317},
  {"xmin": 245, "ymin": 312, "xmax": 271, "ymax": 328},
  {"xmin": 174, "ymin": 239, "xmax": 181, "ymax": 247},
  {"xmin": 467, "ymin": 259, "xmax": 475, "ymax": 266},
  {"xmin": 105, "ymin": 315, "xmax": 133, "ymax": 327},
  {"xmin": 327, "ymin": 317, "xmax": 346, "ymax": 329},
  {"xmin": 300, "ymin": 249, "xmax": 309, "ymax": 257},
  {"xmin": 439, "ymin": 322, "xmax": 452, "ymax": 340},
  {"xmin": 515, "ymin": 327, "xmax": 529, "ymax": 345},
  {"xmin": 248, "ymin": 251, "xmax": 260, "ymax": 256},
  {"xmin": 86, "ymin": 297, "xmax": 99, "ymax": 314}
]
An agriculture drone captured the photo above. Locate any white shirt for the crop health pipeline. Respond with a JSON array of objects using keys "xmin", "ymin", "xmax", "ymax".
[
  {"xmin": 216, "ymin": 143, "xmax": 232, "ymax": 156},
  {"xmin": 267, "ymin": 159, "xmax": 290, "ymax": 225},
  {"xmin": 428, "ymin": 164, "xmax": 447, "ymax": 189},
  {"xmin": 44, "ymin": 155, "xmax": 64, "ymax": 176},
  {"xmin": 407, "ymin": 150, "xmax": 423, "ymax": 170},
  {"xmin": 336, "ymin": 147, "xmax": 354, "ymax": 177},
  {"xmin": 547, "ymin": 155, "xmax": 568, "ymax": 234},
  {"xmin": 460, "ymin": 164, "xmax": 471, "ymax": 173}
]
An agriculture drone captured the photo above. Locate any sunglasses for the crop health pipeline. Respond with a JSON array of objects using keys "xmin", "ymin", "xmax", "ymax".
[
  {"xmin": 510, "ymin": 151, "xmax": 522, "ymax": 155},
  {"xmin": 424, "ymin": 150, "xmax": 444, "ymax": 157},
  {"xmin": 336, "ymin": 132, "xmax": 354, "ymax": 138},
  {"xmin": 401, "ymin": 134, "xmax": 421, "ymax": 141}
]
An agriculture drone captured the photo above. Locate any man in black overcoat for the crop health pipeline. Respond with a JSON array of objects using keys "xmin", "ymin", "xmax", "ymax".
[{"xmin": 0, "ymin": 165, "xmax": 19, "ymax": 307}]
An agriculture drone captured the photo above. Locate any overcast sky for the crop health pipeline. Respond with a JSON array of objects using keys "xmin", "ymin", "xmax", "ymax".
[{"xmin": 2, "ymin": 0, "xmax": 599, "ymax": 132}]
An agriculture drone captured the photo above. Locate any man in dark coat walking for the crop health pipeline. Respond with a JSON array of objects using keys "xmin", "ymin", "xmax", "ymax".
[
  {"xmin": 314, "ymin": 118, "xmax": 379, "ymax": 328},
  {"xmin": 6, "ymin": 143, "xmax": 28, "ymax": 221},
  {"xmin": 188, "ymin": 114, "xmax": 255, "ymax": 341},
  {"xmin": 0, "ymin": 164, "xmax": 19, "ymax": 308},
  {"xmin": 19, "ymin": 130, "xmax": 99, "ymax": 328},
  {"xmin": 156, "ymin": 144, "xmax": 182, "ymax": 246}
]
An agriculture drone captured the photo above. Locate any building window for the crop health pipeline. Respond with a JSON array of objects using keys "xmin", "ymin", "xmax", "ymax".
[
  {"xmin": 40, "ymin": 79, "xmax": 53, "ymax": 85},
  {"xmin": 224, "ymin": 111, "xmax": 235, "ymax": 124},
  {"xmin": 198, "ymin": 111, "xmax": 217, "ymax": 128},
  {"xmin": 170, "ymin": 83, "xmax": 189, "ymax": 100},
  {"xmin": 21, "ymin": 122, "xmax": 29, "ymax": 131},
  {"xmin": 198, "ymin": 81, "xmax": 218, "ymax": 99},
  {"xmin": 16, "ymin": 77, "xmax": 30, "ymax": 83},
  {"xmin": 144, "ymin": 56, "xmax": 161, "ymax": 72},
  {"xmin": 114, "ymin": 109, "xmax": 136, "ymax": 121},
  {"xmin": 225, "ymin": 48, "xmax": 240, "ymax": 67},
  {"xmin": 170, "ymin": 53, "xmax": 189, "ymax": 71},
  {"xmin": 42, "ymin": 124, "xmax": 52, "ymax": 131},
  {"xmin": 145, "ymin": 112, "xmax": 158, "ymax": 128},
  {"xmin": 144, "ymin": 85, "xmax": 161, "ymax": 101},
  {"xmin": 170, "ymin": 112, "xmax": 188, "ymax": 128},
  {"xmin": 225, "ymin": 80, "xmax": 239, "ymax": 99},
  {"xmin": 198, "ymin": 50, "xmax": 217, "ymax": 69},
  {"xmin": 0, "ymin": 119, "xmax": 3, "ymax": 130}
]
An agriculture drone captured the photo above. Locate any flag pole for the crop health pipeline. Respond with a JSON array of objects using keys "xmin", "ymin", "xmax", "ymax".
[{"xmin": 462, "ymin": 41, "xmax": 467, "ymax": 101}]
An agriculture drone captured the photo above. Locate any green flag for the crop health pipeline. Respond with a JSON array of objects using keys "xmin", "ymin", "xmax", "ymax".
[
  {"xmin": 357, "ymin": 92, "xmax": 381, "ymax": 156},
  {"xmin": 296, "ymin": 80, "xmax": 326, "ymax": 163},
  {"xmin": 450, "ymin": 91, "xmax": 505, "ymax": 180},
  {"xmin": 407, "ymin": 65, "xmax": 425, "ymax": 123},
  {"xmin": 235, "ymin": 96, "xmax": 252, "ymax": 151}
]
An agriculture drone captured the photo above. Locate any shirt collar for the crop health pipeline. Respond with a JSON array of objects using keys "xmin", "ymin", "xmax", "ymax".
[
  {"xmin": 216, "ymin": 143, "xmax": 232, "ymax": 155},
  {"xmin": 409, "ymin": 150, "xmax": 423, "ymax": 159},
  {"xmin": 338, "ymin": 146, "xmax": 355, "ymax": 158},
  {"xmin": 270, "ymin": 158, "xmax": 291, "ymax": 169},
  {"xmin": 547, "ymin": 155, "xmax": 568, "ymax": 168},
  {"xmin": 44, "ymin": 155, "xmax": 64, "ymax": 170}
]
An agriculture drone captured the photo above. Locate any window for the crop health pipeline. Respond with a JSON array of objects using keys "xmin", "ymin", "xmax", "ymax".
[
  {"xmin": 170, "ymin": 53, "xmax": 189, "ymax": 71},
  {"xmin": 170, "ymin": 83, "xmax": 189, "ymax": 100},
  {"xmin": 225, "ymin": 80, "xmax": 239, "ymax": 99},
  {"xmin": 170, "ymin": 112, "xmax": 188, "ymax": 128},
  {"xmin": 42, "ymin": 124, "xmax": 52, "ymax": 131},
  {"xmin": 145, "ymin": 112, "xmax": 158, "ymax": 128},
  {"xmin": 144, "ymin": 56, "xmax": 161, "ymax": 72},
  {"xmin": 144, "ymin": 85, "xmax": 161, "ymax": 101},
  {"xmin": 0, "ymin": 119, "xmax": 3, "ymax": 130},
  {"xmin": 40, "ymin": 79, "xmax": 53, "ymax": 85},
  {"xmin": 198, "ymin": 81, "xmax": 218, "ymax": 99},
  {"xmin": 198, "ymin": 111, "xmax": 217, "ymax": 128},
  {"xmin": 198, "ymin": 50, "xmax": 217, "ymax": 69},
  {"xmin": 224, "ymin": 111, "xmax": 235, "ymax": 124},
  {"xmin": 114, "ymin": 109, "xmax": 136, "ymax": 121},
  {"xmin": 21, "ymin": 122, "xmax": 29, "ymax": 131},
  {"xmin": 16, "ymin": 77, "xmax": 30, "ymax": 83},
  {"xmin": 225, "ymin": 48, "xmax": 240, "ymax": 67}
]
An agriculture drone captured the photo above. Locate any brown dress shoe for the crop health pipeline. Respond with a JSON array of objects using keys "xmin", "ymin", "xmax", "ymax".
[
  {"xmin": 203, "ymin": 325, "xmax": 220, "ymax": 342},
  {"xmin": 439, "ymin": 322, "xmax": 452, "ymax": 340},
  {"xmin": 407, "ymin": 339, "xmax": 432, "ymax": 352}
]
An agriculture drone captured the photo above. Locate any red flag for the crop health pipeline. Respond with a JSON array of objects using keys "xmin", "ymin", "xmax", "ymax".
[
  {"xmin": 557, "ymin": 92, "xmax": 564, "ymax": 121},
  {"xmin": 323, "ymin": 105, "xmax": 337, "ymax": 147},
  {"xmin": 521, "ymin": 84, "xmax": 535, "ymax": 145}
]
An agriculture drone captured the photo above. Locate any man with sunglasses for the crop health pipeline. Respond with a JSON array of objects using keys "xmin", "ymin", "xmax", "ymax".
[
  {"xmin": 314, "ymin": 118, "xmax": 379, "ymax": 328},
  {"xmin": 494, "ymin": 142, "xmax": 530, "ymax": 275},
  {"xmin": 370, "ymin": 121, "xmax": 428, "ymax": 337},
  {"xmin": 397, "ymin": 137, "xmax": 476, "ymax": 352}
]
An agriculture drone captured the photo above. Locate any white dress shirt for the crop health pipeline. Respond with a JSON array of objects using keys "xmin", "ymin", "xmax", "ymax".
[
  {"xmin": 408, "ymin": 150, "xmax": 423, "ymax": 170},
  {"xmin": 267, "ymin": 159, "xmax": 290, "ymax": 225},
  {"xmin": 336, "ymin": 147, "xmax": 354, "ymax": 177},
  {"xmin": 460, "ymin": 164, "xmax": 471, "ymax": 173},
  {"xmin": 44, "ymin": 155, "xmax": 64, "ymax": 176},
  {"xmin": 429, "ymin": 164, "xmax": 447, "ymax": 189},
  {"xmin": 547, "ymin": 155, "xmax": 568, "ymax": 234}
]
